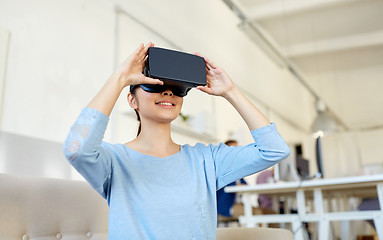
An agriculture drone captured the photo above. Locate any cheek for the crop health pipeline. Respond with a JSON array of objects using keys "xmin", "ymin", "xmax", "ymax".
[
  {"xmin": 176, "ymin": 98, "xmax": 183, "ymax": 110},
  {"xmin": 135, "ymin": 91, "xmax": 157, "ymax": 108}
]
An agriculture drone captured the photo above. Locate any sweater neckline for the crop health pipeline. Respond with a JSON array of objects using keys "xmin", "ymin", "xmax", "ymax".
[{"xmin": 121, "ymin": 144, "xmax": 184, "ymax": 160}]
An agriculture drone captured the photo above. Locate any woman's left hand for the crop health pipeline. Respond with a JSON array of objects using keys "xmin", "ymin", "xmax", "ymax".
[{"xmin": 195, "ymin": 53, "xmax": 235, "ymax": 98}]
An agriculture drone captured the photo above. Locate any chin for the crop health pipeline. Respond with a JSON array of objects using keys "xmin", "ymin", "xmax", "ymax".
[{"xmin": 159, "ymin": 115, "xmax": 179, "ymax": 123}]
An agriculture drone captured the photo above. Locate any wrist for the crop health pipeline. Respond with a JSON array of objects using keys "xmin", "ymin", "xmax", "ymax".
[
  {"xmin": 109, "ymin": 71, "xmax": 127, "ymax": 90},
  {"xmin": 222, "ymin": 85, "xmax": 239, "ymax": 101}
]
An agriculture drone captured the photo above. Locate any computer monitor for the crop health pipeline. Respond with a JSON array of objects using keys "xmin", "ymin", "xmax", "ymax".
[
  {"xmin": 274, "ymin": 144, "xmax": 300, "ymax": 182},
  {"xmin": 274, "ymin": 144, "xmax": 311, "ymax": 182},
  {"xmin": 295, "ymin": 145, "xmax": 310, "ymax": 180},
  {"xmin": 296, "ymin": 157, "xmax": 310, "ymax": 180}
]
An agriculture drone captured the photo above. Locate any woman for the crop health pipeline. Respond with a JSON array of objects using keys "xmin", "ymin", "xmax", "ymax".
[{"xmin": 63, "ymin": 42, "xmax": 290, "ymax": 239}]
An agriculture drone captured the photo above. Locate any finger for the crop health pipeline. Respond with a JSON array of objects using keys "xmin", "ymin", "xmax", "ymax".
[
  {"xmin": 196, "ymin": 86, "xmax": 214, "ymax": 95},
  {"xmin": 205, "ymin": 59, "xmax": 218, "ymax": 69},
  {"xmin": 138, "ymin": 43, "xmax": 150, "ymax": 60},
  {"xmin": 139, "ymin": 42, "xmax": 153, "ymax": 59},
  {"xmin": 195, "ymin": 52, "xmax": 218, "ymax": 68},
  {"xmin": 194, "ymin": 52, "xmax": 204, "ymax": 58},
  {"xmin": 196, "ymin": 53, "xmax": 219, "ymax": 72},
  {"xmin": 205, "ymin": 67, "xmax": 215, "ymax": 77},
  {"xmin": 134, "ymin": 43, "xmax": 145, "ymax": 56},
  {"xmin": 195, "ymin": 52, "xmax": 209, "ymax": 66},
  {"xmin": 204, "ymin": 57, "xmax": 219, "ymax": 70},
  {"xmin": 142, "ymin": 77, "xmax": 163, "ymax": 85}
]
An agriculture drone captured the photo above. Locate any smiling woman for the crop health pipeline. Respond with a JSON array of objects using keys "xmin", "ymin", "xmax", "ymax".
[
  {"xmin": 63, "ymin": 43, "xmax": 290, "ymax": 239},
  {"xmin": 129, "ymin": 86, "xmax": 183, "ymax": 137}
]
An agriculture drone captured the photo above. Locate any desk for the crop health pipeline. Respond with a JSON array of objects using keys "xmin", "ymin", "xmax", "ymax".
[{"xmin": 225, "ymin": 174, "xmax": 383, "ymax": 240}]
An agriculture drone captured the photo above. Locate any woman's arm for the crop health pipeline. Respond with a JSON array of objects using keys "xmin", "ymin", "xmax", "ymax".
[
  {"xmin": 63, "ymin": 43, "xmax": 163, "ymax": 198},
  {"xmin": 88, "ymin": 42, "xmax": 163, "ymax": 116},
  {"xmin": 222, "ymin": 86, "xmax": 270, "ymax": 131},
  {"xmin": 195, "ymin": 53, "xmax": 269, "ymax": 130},
  {"xmin": 195, "ymin": 54, "xmax": 289, "ymax": 189}
]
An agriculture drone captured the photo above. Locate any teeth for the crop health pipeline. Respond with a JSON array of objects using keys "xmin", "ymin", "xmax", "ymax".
[{"xmin": 158, "ymin": 102, "xmax": 173, "ymax": 106}]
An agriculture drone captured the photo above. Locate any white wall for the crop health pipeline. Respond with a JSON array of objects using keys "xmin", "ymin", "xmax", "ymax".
[
  {"xmin": 321, "ymin": 128, "xmax": 383, "ymax": 178},
  {"xmin": 0, "ymin": 26, "xmax": 9, "ymax": 124},
  {"xmin": 0, "ymin": 0, "xmax": 115, "ymax": 143},
  {"xmin": 4, "ymin": 0, "xmax": 381, "ymax": 180},
  {"xmin": 0, "ymin": 0, "xmax": 315, "ymax": 140}
]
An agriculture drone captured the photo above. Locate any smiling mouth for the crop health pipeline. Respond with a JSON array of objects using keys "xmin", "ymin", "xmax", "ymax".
[{"xmin": 156, "ymin": 102, "xmax": 175, "ymax": 106}]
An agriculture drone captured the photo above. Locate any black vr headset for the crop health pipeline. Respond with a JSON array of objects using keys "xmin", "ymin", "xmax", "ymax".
[{"xmin": 130, "ymin": 47, "xmax": 207, "ymax": 97}]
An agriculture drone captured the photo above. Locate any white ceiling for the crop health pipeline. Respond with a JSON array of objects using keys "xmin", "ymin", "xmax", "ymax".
[{"xmin": 225, "ymin": 0, "xmax": 383, "ymax": 131}]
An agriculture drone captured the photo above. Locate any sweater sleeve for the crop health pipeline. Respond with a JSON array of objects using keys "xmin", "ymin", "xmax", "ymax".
[
  {"xmin": 212, "ymin": 123, "xmax": 290, "ymax": 190},
  {"xmin": 62, "ymin": 108, "xmax": 112, "ymax": 199}
]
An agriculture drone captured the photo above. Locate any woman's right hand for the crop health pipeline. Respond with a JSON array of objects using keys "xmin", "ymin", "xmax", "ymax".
[
  {"xmin": 87, "ymin": 43, "xmax": 162, "ymax": 116},
  {"xmin": 114, "ymin": 42, "xmax": 163, "ymax": 87}
]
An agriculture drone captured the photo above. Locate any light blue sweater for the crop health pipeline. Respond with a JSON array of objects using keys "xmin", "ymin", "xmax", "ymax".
[{"xmin": 63, "ymin": 108, "xmax": 290, "ymax": 239}]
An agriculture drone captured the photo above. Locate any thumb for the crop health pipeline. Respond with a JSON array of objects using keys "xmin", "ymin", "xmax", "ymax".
[
  {"xmin": 141, "ymin": 77, "xmax": 163, "ymax": 85},
  {"xmin": 197, "ymin": 86, "xmax": 214, "ymax": 95}
]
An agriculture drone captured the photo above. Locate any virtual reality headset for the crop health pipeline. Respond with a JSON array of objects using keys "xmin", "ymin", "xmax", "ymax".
[{"xmin": 130, "ymin": 47, "xmax": 207, "ymax": 97}]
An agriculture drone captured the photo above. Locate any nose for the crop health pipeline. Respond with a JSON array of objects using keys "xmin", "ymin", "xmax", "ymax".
[{"xmin": 162, "ymin": 89, "xmax": 173, "ymax": 96}]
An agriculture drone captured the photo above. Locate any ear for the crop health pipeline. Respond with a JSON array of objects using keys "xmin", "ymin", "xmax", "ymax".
[{"xmin": 127, "ymin": 92, "xmax": 139, "ymax": 110}]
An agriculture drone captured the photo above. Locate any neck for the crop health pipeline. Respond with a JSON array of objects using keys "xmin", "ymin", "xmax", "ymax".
[
  {"xmin": 139, "ymin": 121, "xmax": 173, "ymax": 146},
  {"xmin": 128, "ymin": 119, "xmax": 179, "ymax": 157}
]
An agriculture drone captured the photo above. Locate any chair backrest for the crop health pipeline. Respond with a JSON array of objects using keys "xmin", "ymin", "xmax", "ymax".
[
  {"xmin": 0, "ymin": 174, "xmax": 109, "ymax": 240},
  {"xmin": 1, "ymin": 173, "xmax": 294, "ymax": 240},
  {"xmin": 217, "ymin": 227, "xmax": 294, "ymax": 240}
]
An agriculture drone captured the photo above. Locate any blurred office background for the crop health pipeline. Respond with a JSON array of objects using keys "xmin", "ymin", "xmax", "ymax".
[{"xmin": 0, "ymin": 0, "xmax": 382, "ymax": 238}]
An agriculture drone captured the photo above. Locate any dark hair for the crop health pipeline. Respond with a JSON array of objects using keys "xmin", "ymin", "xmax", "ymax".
[
  {"xmin": 224, "ymin": 140, "xmax": 237, "ymax": 146},
  {"xmin": 130, "ymin": 87, "xmax": 141, "ymax": 137}
]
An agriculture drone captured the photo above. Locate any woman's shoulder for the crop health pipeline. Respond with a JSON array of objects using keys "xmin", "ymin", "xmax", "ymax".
[
  {"xmin": 100, "ymin": 141, "xmax": 118, "ymax": 148},
  {"xmin": 100, "ymin": 141, "xmax": 128, "ymax": 156},
  {"xmin": 182, "ymin": 142, "xmax": 226, "ymax": 153}
]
